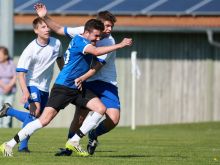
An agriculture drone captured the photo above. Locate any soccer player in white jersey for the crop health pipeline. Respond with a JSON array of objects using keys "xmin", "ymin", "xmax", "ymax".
[
  {"xmin": 0, "ymin": 17, "xmax": 63, "ymax": 152},
  {"xmin": 34, "ymin": 3, "xmax": 123, "ymax": 156},
  {"xmin": 60, "ymin": 11, "xmax": 122, "ymax": 156},
  {"xmin": 0, "ymin": 16, "xmax": 132, "ymax": 156}
]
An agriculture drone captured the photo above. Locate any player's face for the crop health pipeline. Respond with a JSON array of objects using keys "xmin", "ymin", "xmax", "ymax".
[
  {"xmin": 35, "ymin": 22, "xmax": 51, "ymax": 40},
  {"xmin": 88, "ymin": 29, "xmax": 101, "ymax": 46},
  {"xmin": 102, "ymin": 20, "xmax": 114, "ymax": 35}
]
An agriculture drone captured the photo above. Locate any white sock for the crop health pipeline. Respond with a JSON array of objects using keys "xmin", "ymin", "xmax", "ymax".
[
  {"xmin": 70, "ymin": 112, "xmax": 103, "ymax": 142},
  {"xmin": 6, "ymin": 139, "xmax": 17, "ymax": 148},
  {"xmin": 7, "ymin": 119, "xmax": 43, "ymax": 148}
]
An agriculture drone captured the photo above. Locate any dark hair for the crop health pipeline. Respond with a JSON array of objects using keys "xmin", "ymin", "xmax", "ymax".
[
  {"xmin": 0, "ymin": 46, "xmax": 10, "ymax": 60},
  {"xmin": 32, "ymin": 17, "xmax": 45, "ymax": 29},
  {"xmin": 97, "ymin": 11, "xmax": 117, "ymax": 25},
  {"xmin": 84, "ymin": 19, "xmax": 104, "ymax": 32}
]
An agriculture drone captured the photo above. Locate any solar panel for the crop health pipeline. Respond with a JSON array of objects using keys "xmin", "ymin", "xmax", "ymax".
[
  {"xmin": 193, "ymin": 0, "xmax": 220, "ymax": 15},
  {"xmin": 110, "ymin": 0, "xmax": 155, "ymax": 15},
  {"xmin": 15, "ymin": 0, "xmax": 40, "ymax": 13},
  {"xmin": 63, "ymin": 0, "xmax": 112, "ymax": 14},
  {"xmin": 14, "ymin": 0, "xmax": 30, "ymax": 8},
  {"xmin": 146, "ymin": 0, "xmax": 202, "ymax": 15},
  {"xmin": 14, "ymin": 0, "xmax": 220, "ymax": 16},
  {"xmin": 39, "ymin": 0, "xmax": 71, "ymax": 11},
  {"xmin": 17, "ymin": 0, "xmax": 72, "ymax": 12}
]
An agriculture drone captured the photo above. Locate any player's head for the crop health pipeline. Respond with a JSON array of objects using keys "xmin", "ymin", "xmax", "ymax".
[
  {"xmin": 97, "ymin": 11, "xmax": 116, "ymax": 36},
  {"xmin": 33, "ymin": 17, "xmax": 51, "ymax": 40},
  {"xmin": 0, "ymin": 46, "xmax": 10, "ymax": 63},
  {"xmin": 84, "ymin": 19, "xmax": 104, "ymax": 45}
]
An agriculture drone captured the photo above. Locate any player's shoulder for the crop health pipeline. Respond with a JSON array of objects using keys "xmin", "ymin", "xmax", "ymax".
[
  {"xmin": 49, "ymin": 37, "xmax": 62, "ymax": 47},
  {"xmin": 103, "ymin": 35, "xmax": 115, "ymax": 42},
  {"xmin": 50, "ymin": 37, "xmax": 61, "ymax": 43},
  {"xmin": 74, "ymin": 35, "xmax": 90, "ymax": 45},
  {"xmin": 24, "ymin": 39, "xmax": 37, "ymax": 50},
  {"xmin": 98, "ymin": 35, "xmax": 115, "ymax": 46}
]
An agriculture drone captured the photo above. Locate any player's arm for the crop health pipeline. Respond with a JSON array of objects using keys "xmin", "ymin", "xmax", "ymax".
[
  {"xmin": 75, "ymin": 61, "xmax": 103, "ymax": 90},
  {"xmin": 78, "ymin": 61, "xmax": 103, "ymax": 82},
  {"xmin": 85, "ymin": 38, "xmax": 132, "ymax": 56},
  {"xmin": 17, "ymin": 72, "xmax": 30, "ymax": 104},
  {"xmin": 56, "ymin": 43, "xmax": 64, "ymax": 70},
  {"xmin": 34, "ymin": 3, "xmax": 65, "ymax": 35},
  {"xmin": 56, "ymin": 57, "xmax": 64, "ymax": 70},
  {"xmin": 16, "ymin": 45, "xmax": 32, "ymax": 104}
]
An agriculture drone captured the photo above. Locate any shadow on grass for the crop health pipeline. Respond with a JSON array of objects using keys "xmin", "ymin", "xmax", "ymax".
[
  {"xmin": 33, "ymin": 150, "xmax": 187, "ymax": 160},
  {"xmin": 98, "ymin": 153, "xmax": 187, "ymax": 159}
]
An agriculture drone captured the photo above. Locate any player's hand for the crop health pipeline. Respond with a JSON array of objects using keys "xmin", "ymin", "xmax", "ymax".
[
  {"xmin": 29, "ymin": 107, "xmax": 36, "ymax": 117},
  {"xmin": 30, "ymin": 108, "xmax": 40, "ymax": 118},
  {"xmin": 21, "ymin": 90, "xmax": 30, "ymax": 104},
  {"xmin": 75, "ymin": 78, "xmax": 83, "ymax": 91},
  {"xmin": 34, "ymin": 3, "xmax": 47, "ymax": 18},
  {"xmin": 120, "ymin": 38, "xmax": 133, "ymax": 47}
]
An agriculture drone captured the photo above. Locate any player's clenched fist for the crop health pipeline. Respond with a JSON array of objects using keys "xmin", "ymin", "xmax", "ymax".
[{"xmin": 119, "ymin": 38, "xmax": 133, "ymax": 48}]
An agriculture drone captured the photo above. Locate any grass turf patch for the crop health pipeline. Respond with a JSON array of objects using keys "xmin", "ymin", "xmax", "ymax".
[{"xmin": 0, "ymin": 122, "xmax": 220, "ymax": 165}]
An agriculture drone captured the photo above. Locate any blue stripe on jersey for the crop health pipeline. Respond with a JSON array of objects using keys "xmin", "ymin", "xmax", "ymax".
[
  {"xmin": 55, "ymin": 35, "xmax": 94, "ymax": 89},
  {"xmin": 16, "ymin": 68, "xmax": 28, "ymax": 73},
  {"xmin": 97, "ymin": 58, "xmax": 106, "ymax": 65}
]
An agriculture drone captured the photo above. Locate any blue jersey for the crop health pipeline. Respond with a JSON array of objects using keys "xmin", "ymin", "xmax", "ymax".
[{"xmin": 55, "ymin": 35, "xmax": 95, "ymax": 89}]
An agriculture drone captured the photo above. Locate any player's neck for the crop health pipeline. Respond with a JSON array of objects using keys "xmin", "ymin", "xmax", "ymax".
[
  {"xmin": 36, "ymin": 37, "xmax": 50, "ymax": 46},
  {"xmin": 101, "ymin": 33, "xmax": 110, "ymax": 39}
]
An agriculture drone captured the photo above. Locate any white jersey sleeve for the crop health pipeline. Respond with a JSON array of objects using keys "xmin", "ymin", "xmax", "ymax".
[
  {"xmin": 87, "ymin": 35, "xmax": 117, "ymax": 85},
  {"xmin": 16, "ymin": 42, "xmax": 33, "ymax": 72},
  {"xmin": 64, "ymin": 26, "xmax": 84, "ymax": 38},
  {"xmin": 96, "ymin": 35, "xmax": 115, "ymax": 64},
  {"xmin": 58, "ymin": 42, "xmax": 63, "ymax": 58}
]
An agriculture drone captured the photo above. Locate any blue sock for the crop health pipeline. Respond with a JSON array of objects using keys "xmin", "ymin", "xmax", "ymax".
[
  {"xmin": 7, "ymin": 107, "xmax": 29, "ymax": 122},
  {"xmin": 90, "ymin": 121, "xmax": 108, "ymax": 140},
  {"xmin": 19, "ymin": 114, "xmax": 35, "ymax": 150}
]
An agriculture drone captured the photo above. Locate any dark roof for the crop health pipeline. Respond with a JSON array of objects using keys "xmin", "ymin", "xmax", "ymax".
[{"xmin": 14, "ymin": 0, "xmax": 220, "ymax": 16}]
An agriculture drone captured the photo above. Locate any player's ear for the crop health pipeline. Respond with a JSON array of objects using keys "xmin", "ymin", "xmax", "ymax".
[
  {"xmin": 84, "ymin": 30, "xmax": 90, "ymax": 36},
  {"xmin": 33, "ymin": 28, "xmax": 38, "ymax": 34}
]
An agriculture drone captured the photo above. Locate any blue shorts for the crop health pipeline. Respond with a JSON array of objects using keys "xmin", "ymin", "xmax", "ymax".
[
  {"xmin": 86, "ymin": 80, "xmax": 120, "ymax": 110},
  {"xmin": 24, "ymin": 86, "xmax": 49, "ymax": 113}
]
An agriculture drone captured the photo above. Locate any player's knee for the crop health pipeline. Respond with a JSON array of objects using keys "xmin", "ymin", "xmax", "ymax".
[
  {"xmin": 106, "ymin": 109, "xmax": 120, "ymax": 125},
  {"xmin": 109, "ymin": 116, "xmax": 119, "ymax": 126},
  {"xmin": 39, "ymin": 116, "xmax": 52, "ymax": 127},
  {"xmin": 96, "ymin": 104, "xmax": 106, "ymax": 115},
  {"xmin": 112, "ymin": 119, "xmax": 119, "ymax": 126}
]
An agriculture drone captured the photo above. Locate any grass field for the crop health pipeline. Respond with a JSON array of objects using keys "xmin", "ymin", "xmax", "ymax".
[{"xmin": 0, "ymin": 122, "xmax": 220, "ymax": 165}]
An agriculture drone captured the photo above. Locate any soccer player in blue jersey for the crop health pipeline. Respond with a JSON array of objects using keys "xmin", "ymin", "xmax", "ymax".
[
  {"xmin": 0, "ymin": 17, "xmax": 132, "ymax": 156},
  {"xmin": 34, "ymin": 3, "xmax": 125, "ymax": 156},
  {"xmin": 0, "ymin": 17, "xmax": 63, "ymax": 153}
]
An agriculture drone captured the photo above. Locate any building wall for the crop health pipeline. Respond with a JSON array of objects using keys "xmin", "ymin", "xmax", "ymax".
[{"xmin": 12, "ymin": 31, "xmax": 220, "ymax": 127}]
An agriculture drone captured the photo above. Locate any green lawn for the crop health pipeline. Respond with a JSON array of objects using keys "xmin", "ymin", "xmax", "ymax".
[{"xmin": 0, "ymin": 122, "xmax": 220, "ymax": 165}]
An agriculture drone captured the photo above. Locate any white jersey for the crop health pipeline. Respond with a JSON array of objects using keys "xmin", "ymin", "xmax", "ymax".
[
  {"xmin": 16, "ymin": 37, "xmax": 62, "ymax": 92},
  {"xmin": 64, "ymin": 26, "xmax": 117, "ymax": 86},
  {"xmin": 88, "ymin": 35, "xmax": 117, "ymax": 85}
]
